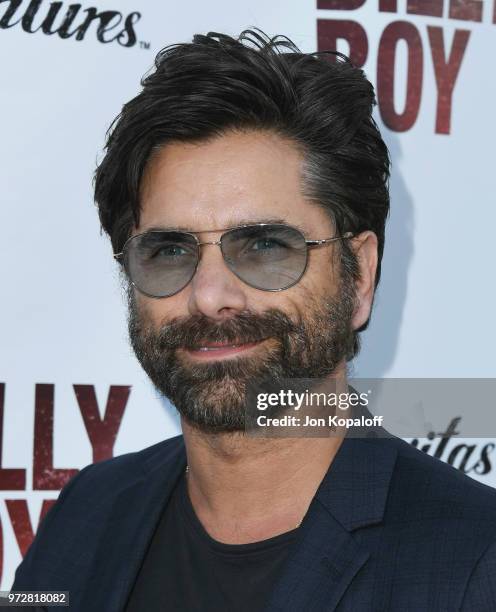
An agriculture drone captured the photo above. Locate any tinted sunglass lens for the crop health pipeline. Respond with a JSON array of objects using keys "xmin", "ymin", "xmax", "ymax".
[
  {"xmin": 221, "ymin": 225, "xmax": 308, "ymax": 290},
  {"xmin": 124, "ymin": 232, "xmax": 198, "ymax": 297}
]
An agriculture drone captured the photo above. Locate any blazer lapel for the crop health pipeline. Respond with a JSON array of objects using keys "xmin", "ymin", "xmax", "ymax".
[
  {"xmin": 266, "ymin": 437, "xmax": 398, "ymax": 612},
  {"xmin": 78, "ymin": 438, "xmax": 187, "ymax": 612}
]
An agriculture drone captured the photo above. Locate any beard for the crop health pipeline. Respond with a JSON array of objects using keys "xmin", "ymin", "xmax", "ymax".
[{"xmin": 127, "ymin": 277, "xmax": 357, "ymax": 434}]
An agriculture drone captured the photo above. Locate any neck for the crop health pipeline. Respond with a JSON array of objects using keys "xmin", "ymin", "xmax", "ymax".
[{"xmin": 181, "ymin": 368, "xmax": 348, "ymax": 544}]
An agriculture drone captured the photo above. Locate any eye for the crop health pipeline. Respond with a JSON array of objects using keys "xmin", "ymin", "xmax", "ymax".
[
  {"xmin": 151, "ymin": 243, "xmax": 191, "ymax": 259},
  {"xmin": 250, "ymin": 237, "xmax": 287, "ymax": 252}
]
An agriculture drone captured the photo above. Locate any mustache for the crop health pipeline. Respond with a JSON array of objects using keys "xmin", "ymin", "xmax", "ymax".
[{"xmin": 137, "ymin": 308, "xmax": 301, "ymax": 350}]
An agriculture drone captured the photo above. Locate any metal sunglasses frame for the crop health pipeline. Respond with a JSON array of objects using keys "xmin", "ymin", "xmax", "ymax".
[{"xmin": 113, "ymin": 223, "xmax": 355, "ymax": 298}]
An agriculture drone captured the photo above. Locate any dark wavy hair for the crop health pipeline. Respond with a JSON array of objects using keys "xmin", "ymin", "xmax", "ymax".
[{"xmin": 94, "ymin": 28, "xmax": 390, "ymax": 358}]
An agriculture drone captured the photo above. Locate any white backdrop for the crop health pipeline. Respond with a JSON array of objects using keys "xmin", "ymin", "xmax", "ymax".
[{"xmin": 1, "ymin": 0, "xmax": 495, "ymax": 589}]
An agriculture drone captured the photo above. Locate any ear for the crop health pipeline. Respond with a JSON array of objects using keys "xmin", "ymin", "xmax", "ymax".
[{"xmin": 349, "ymin": 231, "xmax": 378, "ymax": 331}]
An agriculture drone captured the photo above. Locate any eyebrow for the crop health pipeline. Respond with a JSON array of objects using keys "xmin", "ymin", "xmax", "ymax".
[{"xmin": 143, "ymin": 217, "xmax": 309, "ymax": 234}]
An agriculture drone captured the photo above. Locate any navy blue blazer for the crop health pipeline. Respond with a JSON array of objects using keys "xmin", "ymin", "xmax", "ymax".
[{"xmin": 10, "ymin": 434, "xmax": 496, "ymax": 611}]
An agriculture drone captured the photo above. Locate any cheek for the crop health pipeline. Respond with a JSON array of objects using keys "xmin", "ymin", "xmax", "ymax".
[
  {"xmin": 256, "ymin": 291, "xmax": 307, "ymax": 326},
  {"xmin": 301, "ymin": 251, "xmax": 338, "ymax": 297},
  {"xmin": 134, "ymin": 291, "xmax": 181, "ymax": 329},
  {"xmin": 246, "ymin": 259, "xmax": 338, "ymax": 321}
]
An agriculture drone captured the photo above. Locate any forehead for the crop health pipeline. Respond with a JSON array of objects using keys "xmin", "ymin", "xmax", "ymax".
[{"xmin": 137, "ymin": 129, "xmax": 332, "ymax": 234}]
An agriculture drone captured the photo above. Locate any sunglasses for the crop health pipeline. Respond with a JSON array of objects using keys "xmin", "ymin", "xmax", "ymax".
[{"xmin": 114, "ymin": 223, "xmax": 354, "ymax": 298}]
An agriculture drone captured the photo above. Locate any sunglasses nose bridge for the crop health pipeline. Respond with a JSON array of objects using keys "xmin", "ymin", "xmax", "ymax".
[
  {"xmin": 195, "ymin": 238, "xmax": 237, "ymax": 276},
  {"xmin": 196, "ymin": 239, "xmax": 222, "ymax": 247}
]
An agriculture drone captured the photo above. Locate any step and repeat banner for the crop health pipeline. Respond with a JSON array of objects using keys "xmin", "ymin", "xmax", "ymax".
[{"xmin": 1, "ymin": 0, "xmax": 495, "ymax": 589}]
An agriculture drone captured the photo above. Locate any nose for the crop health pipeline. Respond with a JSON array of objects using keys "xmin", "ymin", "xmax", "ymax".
[{"xmin": 187, "ymin": 242, "xmax": 248, "ymax": 319}]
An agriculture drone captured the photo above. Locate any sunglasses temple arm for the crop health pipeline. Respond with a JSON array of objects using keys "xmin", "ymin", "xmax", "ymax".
[{"xmin": 306, "ymin": 232, "xmax": 354, "ymax": 247}]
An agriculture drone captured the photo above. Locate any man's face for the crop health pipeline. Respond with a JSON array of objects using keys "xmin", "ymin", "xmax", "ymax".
[{"xmin": 128, "ymin": 130, "xmax": 359, "ymax": 433}]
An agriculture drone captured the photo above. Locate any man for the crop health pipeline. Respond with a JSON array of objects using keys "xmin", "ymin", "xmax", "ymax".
[{"xmin": 11, "ymin": 29, "xmax": 496, "ymax": 611}]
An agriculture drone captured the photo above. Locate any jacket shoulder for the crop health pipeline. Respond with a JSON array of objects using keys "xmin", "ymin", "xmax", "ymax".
[
  {"xmin": 80, "ymin": 433, "xmax": 185, "ymax": 481},
  {"xmin": 11, "ymin": 435, "xmax": 185, "ymax": 590},
  {"xmin": 386, "ymin": 436, "xmax": 496, "ymax": 524},
  {"xmin": 52, "ymin": 434, "xmax": 185, "ymax": 502}
]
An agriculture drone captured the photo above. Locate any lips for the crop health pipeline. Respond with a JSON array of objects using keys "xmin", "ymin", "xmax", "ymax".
[
  {"xmin": 192, "ymin": 338, "xmax": 265, "ymax": 350},
  {"xmin": 182, "ymin": 338, "xmax": 265, "ymax": 358},
  {"xmin": 195, "ymin": 344, "xmax": 242, "ymax": 351}
]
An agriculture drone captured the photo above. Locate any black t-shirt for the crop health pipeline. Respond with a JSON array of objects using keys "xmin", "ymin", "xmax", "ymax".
[{"xmin": 124, "ymin": 472, "xmax": 299, "ymax": 611}]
